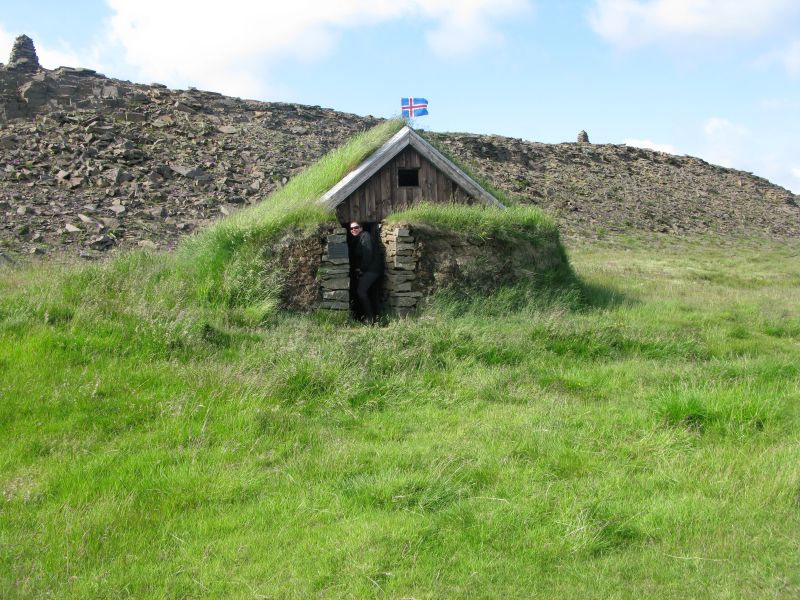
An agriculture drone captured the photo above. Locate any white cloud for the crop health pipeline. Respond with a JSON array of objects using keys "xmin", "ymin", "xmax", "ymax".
[
  {"xmin": 104, "ymin": 0, "xmax": 530, "ymax": 99},
  {"xmin": 674, "ymin": 117, "xmax": 800, "ymax": 193},
  {"xmin": 623, "ymin": 138, "xmax": 676, "ymax": 153},
  {"xmin": 704, "ymin": 116, "xmax": 747, "ymax": 137},
  {"xmin": 424, "ymin": 0, "xmax": 529, "ymax": 58},
  {"xmin": 36, "ymin": 44, "xmax": 83, "ymax": 70},
  {"xmin": 588, "ymin": 0, "xmax": 799, "ymax": 49},
  {"xmin": 702, "ymin": 117, "xmax": 749, "ymax": 168},
  {"xmin": 778, "ymin": 40, "xmax": 800, "ymax": 75},
  {"xmin": 757, "ymin": 39, "xmax": 800, "ymax": 76}
]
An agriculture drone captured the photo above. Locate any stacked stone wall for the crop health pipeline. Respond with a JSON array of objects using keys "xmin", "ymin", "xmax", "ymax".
[
  {"xmin": 319, "ymin": 225, "xmax": 351, "ymax": 311},
  {"xmin": 245, "ymin": 221, "xmax": 568, "ymax": 316},
  {"xmin": 381, "ymin": 226, "xmax": 422, "ymax": 316},
  {"xmin": 381, "ymin": 222, "xmax": 565, "ymax": 315},
  {"xmin": 276, "ymin": 227, "xmax": 326, "ymax": 311},
  {"xmin": 275, "ymin": 221, "xmax": 566, "ymax": 316},
  {"xmin": 274, "ymin": 222, "xmax": 346, "ymax": 312}
]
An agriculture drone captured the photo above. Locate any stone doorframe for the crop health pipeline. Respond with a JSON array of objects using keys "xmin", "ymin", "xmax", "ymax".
[{"xmin": 319, "ymin": 222, "xmax": 423, "ymax": 316}]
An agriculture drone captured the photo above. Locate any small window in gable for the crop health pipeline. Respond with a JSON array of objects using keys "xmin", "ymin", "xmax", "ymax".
[{"xmin": 398, "ymin": 168, "xmax": 420, "ymax": 187}]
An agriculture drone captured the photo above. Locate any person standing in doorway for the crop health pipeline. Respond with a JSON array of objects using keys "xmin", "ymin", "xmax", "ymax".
[{"xmin": 349, "ymin": 221, "xmax": 383, "ymax": 324}]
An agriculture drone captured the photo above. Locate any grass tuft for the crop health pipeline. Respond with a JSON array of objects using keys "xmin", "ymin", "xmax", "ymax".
[
  {"xmin": 386, "ymin": 201, "xmax": 559, "ymax": 241},
  {"xmin": 655, "ymin": 383, "xmax": 783, "ymax": 435}
]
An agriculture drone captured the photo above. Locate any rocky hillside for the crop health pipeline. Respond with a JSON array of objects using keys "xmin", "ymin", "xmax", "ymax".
[
  {"xmin": 429, "ymin": 132, "xmax": 799, "ymax": 239},
  {"xmin": 1, "ymin": 35, "xmax": 797, "ymax": 259}
]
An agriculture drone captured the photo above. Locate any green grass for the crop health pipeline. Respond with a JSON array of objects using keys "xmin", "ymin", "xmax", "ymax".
[
  {"xmin": 386, "ymin": 202, "xmax": 558, "ymax": 240},
  {"xmin": 1, "ymin": 234, "xmax": 799, "ymax": 598}
]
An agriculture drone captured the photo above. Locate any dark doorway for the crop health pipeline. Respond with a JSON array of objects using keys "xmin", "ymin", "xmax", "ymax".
[{"xmin": 347, "ymin": 222, "xmax": 384, "ymax": 323}]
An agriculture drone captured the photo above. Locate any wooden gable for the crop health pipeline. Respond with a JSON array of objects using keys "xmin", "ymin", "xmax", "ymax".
[
  {"xmin": 321, "ymin": 126, "xmax": 503, "ymax": 224},
  {"xmin": 335, "ymin": 146, "xmax": 475, "ymax": 223}
]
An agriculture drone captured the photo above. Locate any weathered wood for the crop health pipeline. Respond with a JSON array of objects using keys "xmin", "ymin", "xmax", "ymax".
[
  {"xmin": 402, "ymin": 147, "xmax": 420, "ymax": 168},
  {"xmin": 320, "ymin": 126, "xmax": 504, "ymax": 213},
  {"xmin": 370, "ymin": 184, "xmax": 378, "ymax": 217},
  {"xmin": 381, "ymin": 166, "xmax": 391, "ymax": 208},
  {"xmin": 320, "ymin": 127, "xmax": 410, "ymax": 210},
  {"xmin": 333, "ymin": 127, "xmax": 505, "ymax": 224},
  {"xmin": 422, "ymin": 159, "xmax": 435, "ymax": 200},
  {"xmin": 360, "ymin": 185, "xmax": 368, "ymax": 221},
  {"xmin": 352, "ymin": 189, "xmax": 361, "ymax": 222},
  {"xmin": 406, "ymin": 130, "xmax": 502, "ymax": 207}
]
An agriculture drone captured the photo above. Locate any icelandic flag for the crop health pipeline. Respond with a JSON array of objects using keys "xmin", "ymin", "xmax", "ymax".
[{"xmin": 401, "ymin": 97, "xmax": 428, "ymax": 118}]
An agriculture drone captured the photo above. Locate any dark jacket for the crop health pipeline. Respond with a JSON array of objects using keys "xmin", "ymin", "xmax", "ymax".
[{"xmin": 353, "ymin": 231, "xmax": 383, "ymax": 274}]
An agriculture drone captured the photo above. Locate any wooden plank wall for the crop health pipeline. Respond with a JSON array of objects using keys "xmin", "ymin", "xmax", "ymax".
[{"xmin": 336, "ymin": 147, "xmax": 475, "ymax": 224}]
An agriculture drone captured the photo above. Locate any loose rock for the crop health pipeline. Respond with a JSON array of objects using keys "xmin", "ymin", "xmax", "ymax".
[{"xmin": 0, "ymin": 33, "xmax": 796, "ymax": 259}]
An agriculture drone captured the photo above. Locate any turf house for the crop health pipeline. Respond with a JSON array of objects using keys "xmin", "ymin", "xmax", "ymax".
[
  {"xmin": 264, "ymin": 124, "xmax": 568, "ymax": 318},
  {"xmin": 209, "ymin": 121, "xmax": 569, "ymax": 320},
  {"xmin": 315, "ymin": 125, "xmax": 503, "ymax": 317}
]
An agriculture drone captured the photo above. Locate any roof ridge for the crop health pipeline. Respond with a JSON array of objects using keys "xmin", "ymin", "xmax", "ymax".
[{"xmin": 320, "ymin": 126, "xmax": 503, "ymax": 212}]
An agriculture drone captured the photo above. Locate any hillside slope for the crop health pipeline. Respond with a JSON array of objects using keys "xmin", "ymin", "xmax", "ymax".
[
  {"xmin": 428, "ymin": 132, "xmax": 800, "ymax": 238},
  {"xmin": 0, "ymin": 35, "xmax": 798, "ymax": 258}
]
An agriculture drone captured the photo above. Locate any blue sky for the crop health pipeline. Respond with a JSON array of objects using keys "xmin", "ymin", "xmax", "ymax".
[{"xmin": 2, "ymin": 0, "xmax": 799, "ymax": 192}]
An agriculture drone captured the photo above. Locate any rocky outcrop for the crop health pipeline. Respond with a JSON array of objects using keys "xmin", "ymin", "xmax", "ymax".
[
  {"xmin": 7, "ymin": 35, "xmax": 40, "ymax": 73},
  {"xmin": 0, "ymin": 34, "xmax": 797, "ymax": 259},
  {"xmin": 0, "ymin": 51, "xmax": 379, "ymax": 257}
]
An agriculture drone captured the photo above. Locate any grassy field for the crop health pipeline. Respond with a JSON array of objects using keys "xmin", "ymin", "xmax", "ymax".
[{"xmin": 1, "ymin": 232, "xmax": 798, "ymax": 598}]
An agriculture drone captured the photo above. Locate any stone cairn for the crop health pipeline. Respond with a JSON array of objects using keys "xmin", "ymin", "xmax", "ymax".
[
  {"xmin": 7, "ymin": 35, "xmax": 40, "ymax": 72},
  {"xmin": 319, "ymin": 225, "xmax": 351, "ymax": 311},
  {"xmin": 577, "ymin": 130, "xmax": 590, "ymax": 143},
  {"xmin": 381, "ymin": 225, "xmax": 422, "ymax": 316}
]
